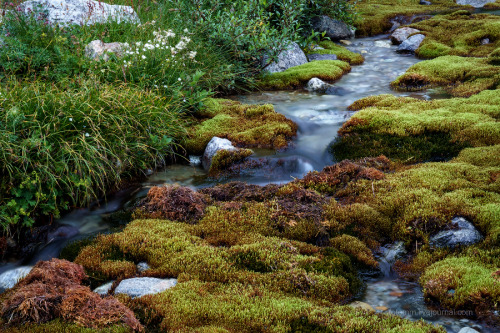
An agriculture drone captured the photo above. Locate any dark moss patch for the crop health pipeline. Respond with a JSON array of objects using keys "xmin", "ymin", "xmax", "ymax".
[
  {"xmin": 259, "ymin": 60, "xmax": 351, "ymax": 90},
  {"xmin": 185, "ymin": 99, "xmax": 297, "ymax": 155},
  {"xmin": 59, "ymin": 237, "xmax": 96, "ymax": 262}
]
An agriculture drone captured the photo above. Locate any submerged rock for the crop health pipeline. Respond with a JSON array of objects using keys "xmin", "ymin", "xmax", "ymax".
[
  {"xmin": 262, "ymin": 42, "xmax": 308, "ymax": 73},
  {"xmin": 114, "ymin": 277, "xmax": 177, "ymax": 298},
  {"xmin": 308, "ymin": 53, "xmax": 338, "ymax": 61},
  {"xmin": 390, "ymin": 27, "xmax": 421, "ymax": 45},
  {"xmin": 349, "ymin": 301, "xmax": 375, "ymax": 312},
  {"xmin": 85, "ymin": 40, "xmax": 129, "ymax": 61},
  {"xmin": 429, "ymin": 217, "xmax": 482, "ymax": 248},
  {"xmin": 374, "ymin": 40, "xmax": 391, "ymax": 48},
  {"xmin": 456, "ymin": 0, "xmax": 497, "ymax": 7},
  {"xmin": 311, "ymin": 15, "xmax": 354, "ymax": 41},
  {"xmin": 0, "ymin": 266, "xmax": 33, "ymax": 291},
  {"xmin": 397, "ymin": 34, "xmax": 425, "ymax": 53},
  {"xmin": 17, "ymin": 0, "xmax": 140, "ymax": 26}
]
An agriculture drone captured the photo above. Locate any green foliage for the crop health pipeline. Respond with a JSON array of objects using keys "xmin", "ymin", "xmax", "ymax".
[{"xmin": 0, "ymin": 79, "xmax": 185, "ymax": 231}]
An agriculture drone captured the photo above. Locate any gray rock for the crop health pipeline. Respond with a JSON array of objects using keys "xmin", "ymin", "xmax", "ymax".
[
  {"xmin": 306, "ymin": 78, "xmax": 330, "ymax": 93},
  {"xmin": 0, "ymin": 266, "xmax": 33, "ymax": 290},
  {"xmin": 85, "ymin": 40, "xmax": 129, "ymax": 61},
  {"xmin": 17, "ymin": 0, "xmax": 140, "ymax": 26},
  {"xmin": 378, "ymin": 241, "xmax": 406, "ymax": 277},
  {"xmin": 481, "ymin": 38, "xmax": 490, "ymax": 45},
  {"xmin": 137, "ymin": 262, "xmax": 150, "ymax": 273},
  {"xmin": 93, "ymin": 281, "xmax": 114, "ymax": 295},
  {"xmin": 420, "ymin": 0, "xmax": 432, "ymax": 4},
  {"xmin": 397, "ymin": 34, "xmax": 425, "ymax": 53},
  {"xmin": 458, "ymin": 328, "xmax": 480, "ymax": 333},
  {"xmin": 429, "ymin": 217, "xmax": 483, "ymax": 249},
  {"xmin": 262, "ymin": 42, "xmax": 308, "ymax": 73},
  {"xmin": 308, "ymin": 53, "xmax": 337, "ymax": 61},
  {"xmin": 115, "ymin": 277, "xmax": 177, "ymax": 298},
  {"xmin": 456, "ymin": 0, "xmax": 496, "ymax": 7},
  {"xmin": 202, "ymin": 137, "xmax": 236, "ymax": 171},
  {"xmin": 391, "ymin": 27, "xmax": 421, "ymax": 45},
  {"xmin": 311, "ymin": 15, "xmax": 354, "ymax": 41}
]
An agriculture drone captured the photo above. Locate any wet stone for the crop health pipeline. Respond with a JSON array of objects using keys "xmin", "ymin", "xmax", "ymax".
[
  {"xmin": 114, "ymin": 277, "xmax": 177, "ymax": 298},
  {"xmin": 429, "ymin": 217, "xmax": 482, "ymax": 248},
  {"xmin": 93, "ymin": 281, "xmax": 114, "ymax": 296}
]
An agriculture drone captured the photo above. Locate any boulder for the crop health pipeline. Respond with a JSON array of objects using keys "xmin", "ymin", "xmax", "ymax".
[
  {"xmin": 390, "ymin": 27, "xmax": 421, "ymax": 45},
  {"xmin": 397, "ymin": 34, "xmax": 425, "ymax": 53},
  {"xmin": 456, "ymin": 0, "xmax": 497, "ymax": 7},
  {"xmin": 311, "ymin": 15, "xmax": 354, "ymax": 41},
  {"xmin": 85, "ymin": 39, "xmax": 129, "ymax": 61},
  {"xmin": 262, "ymin": 42, "xmax": 308, "ymax": 73},
  {"xmin": 306, "ymin": 78, "xmax": 330, "ymax": 93},
  {"xmin": 114, "ymin": 277, "xmax": 177, "ymax": 298},
  {"xmin": 429, "ymin": 217, "xmax": 483, "ymax": 249},
  {"xmin": 17, "ymin": 0, "xmax": 140, "ymax": 26},
  {"xmin": 0, "ymin": 266, "xmax": 33, "ymax": 291},
  {"xmin": 308, "ymin": 53, "xmax": 337, "ymax": 61},
  {"xmin": 202, "ymin": 137, "xmax": 237, "ymax": 170}
]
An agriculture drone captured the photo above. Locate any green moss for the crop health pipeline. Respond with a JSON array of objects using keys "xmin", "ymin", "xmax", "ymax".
[
  {"xmin": 410, "ymin": 12, "xmax": 500, "ymax": 59},
  {"xmin": 392, "ymin": 56, "xmax": 500, "ymax": 97},
  {"xmin": 311, "ymin": 41, "xmax": 364, "ymax": 65},
  {"xmin": 332, "ymin": 90, "xmax": 500, "ymax": 162},
  {"xmin": 208, "ymin": 148, "xmax": 253, "ymax": 176},
  {"xmin": 184, "ymin": 99, "xmax": 297, "ymax": 155},
  {"xmin": 0, "ymin": 320, "xmax": 131, "ymax": 333},
  {"xmin": 330, "ymin": 235, "xmax": 379, "ymax": 268},
  {"xmin": 259, "ymin": 60, "xmax": 351, "ymax": 90},
  {"xmin": 420, "ymin": 257, "xmax": 499, "ymax": 313}
]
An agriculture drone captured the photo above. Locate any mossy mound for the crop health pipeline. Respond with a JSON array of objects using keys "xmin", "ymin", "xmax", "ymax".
[
  {"xmin": 353, "ymin": 0, "xmax": 481, "ymax": 37},
  {"xmin": 410, "ymin": 11, "xmax": 500, "ymax": 59},
  {"xmin": 392, "ymin": 55, "xmax": 500, "ymax": 97},
  {"xmin": 310, "ymin": 41, "xmax": 365, "ymax": 65},
  {"xmin": 208, "ymin": 148, "xmax": 253, "ymax": 176},
  {"xmin": 331, "ymin": 90, "xmax": 500, "ymax": 162},
  {"xmin": 184, "ymin": 99, "xmax": 297, "ymax": 155},
  {"xmin": 258, "ymin": 60, "xmax": 351, "ymax": 90}
]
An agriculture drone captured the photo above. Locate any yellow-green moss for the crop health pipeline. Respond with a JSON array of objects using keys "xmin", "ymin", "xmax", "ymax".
[
  {"xmin": 420, "ymin": 257, "xmax": 499, "ymax": 313},
  {"xmin": 0, "ymin": 320, "xmax": 130, "ymax": 333},
  {"xmin": 330, "ymin": 235, "xmax": 379, "ymax": 268},
  {"xmin": 184, "ymin": 99, "xmax": 297, "ymax": 155},
  {"xmin": 259, "ymin": 60, "xmax": 351, "ymax": 90},
  {"xmin": 332, "ymin": 90, "xmax": 500, "ymax": 162},
  {"xmin": 310, "ymin": 41, "xmax": 365, "ymax": 65},
  {"xmin": 208, "ymin": 148, "xmax": 253, "ymax": 176},
  {"xmin": 392, "ymin": 55, "xmax": 500, "ymax": 96},
  {"xmin": 410, "ymin": 11, "xmax": 500, "ymax": 59}
]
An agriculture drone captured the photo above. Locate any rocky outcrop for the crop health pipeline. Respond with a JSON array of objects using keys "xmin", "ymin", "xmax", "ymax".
[
  {"xmin": 17, "ymin": 0, "xmax": 140, "ymax": 26},
  {"xmin": 429, "ymin": 217, "xmax": 483, "ymax": 248},
  {"xmin": 85, "ymin": 40, "xmax": 129, "ymax": 61},
  {"xmin": 311, "ymin": 15, "xmax": 354, "ymax": 41},
  {"xmin": 114, "ymin": 277, "xmax": 177, "ymax": 298},
  {"xmin": 456, "ymin": 0, "xmax": 497, "ymax": 7},
  {"xmin": 262, "ymin": 42, "xmax": 308, "ymax": 73},
  {"xmin": 397, "ymin": 34, "xmax": 425, "ymax": 53},
  {"xmin": 391, "ymin": 27, "xmax": 421, "ymax": 45}
]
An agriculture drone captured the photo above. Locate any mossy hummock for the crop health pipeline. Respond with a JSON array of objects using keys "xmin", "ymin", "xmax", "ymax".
[
  {"xmin": 332, "ymin": 90, "xmax": 500, "ymax": 162},
  {"xmin": 311, "ymin": 41, "xmax": 365, "ymax": 65},
  {"xmin": 409, "ymin": 11, "xmax": 500, "ymax": 59},
  {"xmin": 392, "ymin": 56, "xmax": 500, "ymax": 97},
  {"xmin": 259, "ymin": 60, "xmax": 351, "ymax": 90},
  {"xmin": 184, "ymin": 99, "xmax": 297, "ymax": 155}
]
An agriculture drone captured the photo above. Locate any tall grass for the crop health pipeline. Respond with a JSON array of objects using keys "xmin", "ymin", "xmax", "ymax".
[{"xmin": 0, "ymin": 78, "xmax": 186, "ymax": 231}]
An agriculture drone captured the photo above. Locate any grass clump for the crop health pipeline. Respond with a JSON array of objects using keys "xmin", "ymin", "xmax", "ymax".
[
  {"xmin": 184, "ymin": 99, "xmax": 297, "ymax": 155},
  {"xmin": 259, "ymin": 60, "xmax": 351, "ymax": 90},
  {"xmin": 392, "ymin": 55, "xmax": 500, "ymax": 97},
  {"xmin": 331, "ymin": 90, "xmax": 500, "ymax": 162},
  {"xmin": 410, "ymin": 12, "xmax": 500, "ymax": 59},
  {"xmin": 314, "ymin": 41, "xmax": 365, "ymax": 65}
]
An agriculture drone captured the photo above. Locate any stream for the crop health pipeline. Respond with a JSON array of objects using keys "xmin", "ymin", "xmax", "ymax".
[{"xmin": 0, "ymin": 35, "xmax": 495, "ymax": 332}]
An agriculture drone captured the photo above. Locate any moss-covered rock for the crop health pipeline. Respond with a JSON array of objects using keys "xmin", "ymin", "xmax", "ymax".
[
  {"xmin": 184, "ymin": 99, "xmax": 297, "ymax": 155},
  {"xmin": 392, "ymin": 55, "xmax": 500, "ymax": 96},
  {"xmin": 309, "ymin": 41, "xmax": 365, "ymax": 65},
  {"xmin": 331, "ymin": 90, "xmax": 500, "ymax": 162},
  {"xmin": 258, "ymin": 60, "xmax": 351, "ymax": 90},
  {"xmin": 409, "ymin": 11, "xmax": 500, "ymax": 59},
  {"xmin": 208, "ymin": 148, "xmax": 253, "ymax": 176}
]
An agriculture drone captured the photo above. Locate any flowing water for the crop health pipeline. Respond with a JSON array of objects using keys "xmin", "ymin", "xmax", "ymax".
[{"xmin": 0, "ymin": 35, "xmax": 496, "ymax": 332}]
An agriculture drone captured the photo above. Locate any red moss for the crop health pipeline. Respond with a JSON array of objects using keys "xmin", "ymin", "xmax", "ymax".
[
  {"xmin": 0, "ymin": 259, "xmax": 142, "ymax": 331},
  {"xmin": 134, "ymin": 185, "xmax": 207, "ymax": 223},
  {"xmin": 200, "ymin": 182, "xmax": 280, "ymax": 202}
]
